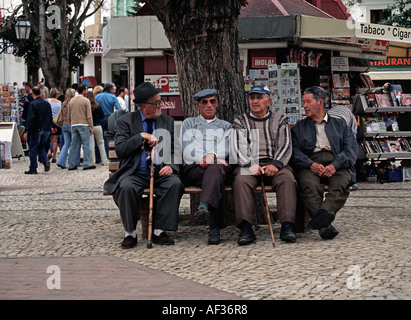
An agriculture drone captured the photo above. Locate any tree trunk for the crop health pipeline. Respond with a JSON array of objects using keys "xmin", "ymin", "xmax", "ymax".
[
  {"xmin": 147, "ymin": 0, "xmax": 247, "ymax": 123},
  {"xmin": 146, "ymin": 0, "xmax": 270, "ymax": 226}
]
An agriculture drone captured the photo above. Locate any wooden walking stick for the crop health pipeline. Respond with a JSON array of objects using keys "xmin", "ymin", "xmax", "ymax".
[
  {"xmin": 261, "ymin": 176, "xmax": 276, "ymax": 247},
  {"xmin": 147, "ymin": 148, "xmax": 155, "ymax": 249}
]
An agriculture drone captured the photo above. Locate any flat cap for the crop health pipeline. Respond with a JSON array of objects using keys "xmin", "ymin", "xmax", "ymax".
[{"xmin": 193, "ymin": 89, "xmax": 218, "ymax": 101}]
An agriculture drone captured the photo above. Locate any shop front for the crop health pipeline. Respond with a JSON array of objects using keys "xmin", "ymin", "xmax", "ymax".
[{"xmin": 102, "ymin": 8, "xmax": 411, "ymax": 120}]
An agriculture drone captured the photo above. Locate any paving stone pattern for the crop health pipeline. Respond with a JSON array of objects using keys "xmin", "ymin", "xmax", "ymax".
[{"xmin": 0, "ymin": 159, "xmax": 410, "ymax": 300}]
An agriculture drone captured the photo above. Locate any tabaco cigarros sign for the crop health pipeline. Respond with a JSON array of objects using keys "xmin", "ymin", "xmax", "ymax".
[
  {"xmin": 353, "ymin": 22, "xmax": 411, "ymax": 42},
  {"xmin": 346, "ymin": 2, "xmax": 411, "ymax": 43}
]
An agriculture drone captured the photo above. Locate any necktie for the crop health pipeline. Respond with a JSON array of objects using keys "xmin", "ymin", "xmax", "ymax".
[{"xmin": 145, "ymin": 119, "xmax": 154, "ymax": 173}]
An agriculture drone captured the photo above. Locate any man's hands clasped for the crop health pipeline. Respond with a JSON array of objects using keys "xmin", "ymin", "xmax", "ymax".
[{"xmin": 309, "ymin": 162, "xmax": 336, "ymax": 178}]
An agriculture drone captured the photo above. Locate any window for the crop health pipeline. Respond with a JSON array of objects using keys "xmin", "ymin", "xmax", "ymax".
[
  {"xmin": 112, "ymin": 63, "xmax": 128, "ymax": 89},
  {"xmin": 370, "ymin": 9, "xmax": 390, "ymax": 24},
  {"xmin": 113, "ymin": 0, "xmax": 137, "ymax": 17}
]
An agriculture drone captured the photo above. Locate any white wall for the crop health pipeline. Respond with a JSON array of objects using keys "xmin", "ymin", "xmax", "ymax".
[{"xmin": 0, "ymin": 54, "xmax": 26, "ymax": 86}]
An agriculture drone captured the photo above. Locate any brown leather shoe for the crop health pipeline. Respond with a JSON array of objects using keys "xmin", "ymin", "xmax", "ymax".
[
  {"xmin": 152, "ymin": 232, "xmax": 175, "ymax": 245},
  {"xmin": 121, "ymin": 235, "xmax": 137, "ymax": 249}
]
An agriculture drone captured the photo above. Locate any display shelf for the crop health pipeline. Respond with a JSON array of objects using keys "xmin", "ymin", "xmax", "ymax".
[
  {"xmin": 365, "ymin": 131, "xmax": 411, "ymax": 138},
  {"xmin": 367, "ymin": 152, "xmax": 411, "ymax": 160},
  {"xmin": 365, "ymin": 107, "xmax": 411, "ymax": 113}
]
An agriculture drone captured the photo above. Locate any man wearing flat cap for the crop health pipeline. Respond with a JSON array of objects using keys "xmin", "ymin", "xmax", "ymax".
[
  {"xmin": 181, "ymin": 89, "xmax": 232, "ymax": 245},
  {"xmin": 104, "ymin": 82, "xmax": 184, "ymax": 249},
  {"xmin": 231, "ymin": 85, "xmax": 298, "ymax": 245}
]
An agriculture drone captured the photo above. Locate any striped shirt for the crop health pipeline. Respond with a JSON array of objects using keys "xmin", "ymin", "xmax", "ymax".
[
  {"xmin": 231, "ymin": 110, "xmax": 292, "ymax": 168},
  {"xmin": 328, "ymin": 105, "xmax": 357, "ymax": 135}
]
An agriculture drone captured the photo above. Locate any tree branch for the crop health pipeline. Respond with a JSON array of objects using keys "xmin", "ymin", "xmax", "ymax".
[{"xmin": 0, "ymin": 4, "xmax": 23, "ymax": 35}]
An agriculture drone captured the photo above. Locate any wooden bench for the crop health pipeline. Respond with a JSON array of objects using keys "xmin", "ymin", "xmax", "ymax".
[{"xmin": 103, "ymin": 140, "xmax": 309, "ymax": 237}]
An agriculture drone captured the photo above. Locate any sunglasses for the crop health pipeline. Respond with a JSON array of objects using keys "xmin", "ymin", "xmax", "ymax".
[{"xmin": 199, "ymin": 98, "xmax": 217, "ymax": 105}]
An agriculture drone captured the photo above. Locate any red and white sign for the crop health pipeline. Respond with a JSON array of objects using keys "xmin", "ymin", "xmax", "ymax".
[
  {"xmin": 161, "ymin": 101, "xmax": 176, "ymax": 109},
  {"xmin": 144, "ymin": 74, "xmax": 179, "ymax": 96},
  {"xmin": 88, "ymin": 38, "xmax": 103, "ymax": 54},
  {"xmin": 252, "ymin": 57, "xmax": 277, "ymax": 68}
]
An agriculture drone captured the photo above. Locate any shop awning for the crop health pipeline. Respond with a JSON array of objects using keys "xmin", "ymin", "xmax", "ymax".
[
  {"xmin": 80, "ymin": 76, "xmax": 98, "ymax": 87},
  {"xmin": 364, "ymin": 71, "xmax": 411, "ymax": 80}
]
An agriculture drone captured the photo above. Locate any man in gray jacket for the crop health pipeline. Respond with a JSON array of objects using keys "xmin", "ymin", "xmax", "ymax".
[
  {"xmin": 104, "ymin": 82, "xmax": 184, "ymax": 249},
  {"xmin": 181, "ymin": 89, "xmax": 232, "ymax": 245},
  {"xmin": 291, "ymin": 86, "xmax": 357, "ymax": 240}
]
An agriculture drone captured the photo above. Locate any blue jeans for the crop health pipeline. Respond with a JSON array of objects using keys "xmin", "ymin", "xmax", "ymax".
[
  {"xmin": 68, "ymin": 125, "xmax": 91, "ymax": 169},
  {"xmin": 57, "ymin": 124, "xmax": 71, "ymax": 167},
  {"xmin": 28, "ymin": 130, "xmax": 50, "ymax": 172}
]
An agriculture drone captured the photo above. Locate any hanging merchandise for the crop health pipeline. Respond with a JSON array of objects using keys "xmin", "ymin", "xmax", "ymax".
[
  {"xmin": 0, "ymin": 84, "xmax": 21, "ymax": 123},
  {"xmin": 245, "ymin": 63, "xmax": 302, "ymax": 125}
]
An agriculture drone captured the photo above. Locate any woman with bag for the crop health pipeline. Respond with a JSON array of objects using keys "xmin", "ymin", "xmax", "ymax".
[
  {"xmin": 86, "ymin": 91, "xmax": 109, "ymax": 166},
  {"xmin": 55, "ymin": 88, "xmax": 75, "ymax": 169},
  {"xmin": 48, "ymin": 88, "xmax": 62, "ymax": 163}
]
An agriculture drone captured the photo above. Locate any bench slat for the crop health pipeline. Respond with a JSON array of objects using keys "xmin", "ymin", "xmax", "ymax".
[{"xmin": 103, "ymin": 185, "xmax": 275, "ymax": 196}]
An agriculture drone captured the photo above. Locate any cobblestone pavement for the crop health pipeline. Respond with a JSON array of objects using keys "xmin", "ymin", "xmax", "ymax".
[{"xmin": 0, "ymin": 159, "xmax": 410, "ymax": 300}]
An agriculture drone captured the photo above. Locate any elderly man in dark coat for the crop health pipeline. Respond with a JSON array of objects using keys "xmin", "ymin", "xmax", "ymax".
[
  {"xmin": 291, "ymin": 86, "xmax": 357, "ymax": 240},
  {"xmin": 104, "ymin": 82, "xmax": 184, "ymax": 249}
]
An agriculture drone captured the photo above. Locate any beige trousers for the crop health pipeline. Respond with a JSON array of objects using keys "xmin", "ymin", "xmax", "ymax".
[{"xmin": 232, "ymin": 165, "xmax": 297, "ymax": 225}]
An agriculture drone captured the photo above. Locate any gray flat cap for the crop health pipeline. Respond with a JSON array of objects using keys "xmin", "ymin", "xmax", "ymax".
[{"xmin": 193, "ymin": 89, "xmax": 218, "ymax": 101}]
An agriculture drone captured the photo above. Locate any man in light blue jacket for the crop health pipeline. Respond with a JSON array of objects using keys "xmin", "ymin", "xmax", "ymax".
[
  {"xmin": 181, "ymin": 89, "xmax": 232, "ymax": 245},
  {"xmin": 95, "ymin": 83, "xmax": 122, "ymax": 157}
]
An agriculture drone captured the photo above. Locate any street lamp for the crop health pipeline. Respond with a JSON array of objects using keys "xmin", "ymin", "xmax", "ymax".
[{"xmin": 15, "ymin": 15, "xmax": 31, "ymax": 40}]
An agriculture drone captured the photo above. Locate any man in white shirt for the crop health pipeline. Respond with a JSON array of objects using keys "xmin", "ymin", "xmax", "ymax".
[{"xmin": 116, "ymin": 87, "xmax": 127, "ymax": 111}]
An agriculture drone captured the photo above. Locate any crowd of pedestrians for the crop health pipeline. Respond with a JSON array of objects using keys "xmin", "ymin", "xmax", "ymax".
[{"xmin": 19, "ymin": 80, "xmax": 129, "ymax": 173}]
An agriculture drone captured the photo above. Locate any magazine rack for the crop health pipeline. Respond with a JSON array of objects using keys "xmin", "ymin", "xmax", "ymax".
[{"xmin": 355, "ymin": 92, "xmax": 411, "ymax": 182}]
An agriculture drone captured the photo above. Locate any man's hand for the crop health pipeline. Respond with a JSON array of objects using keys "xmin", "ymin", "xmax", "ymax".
[
  {"xmin": 320, "ymin": 164, "xmax": 336, "ymax": 178},
  {"xmin": 215, "ymin": 158, "xmax": 228, "ymax": 166},
  {"xmin": 310, "ymin": 162, "xmax": 336, "ymax": 178},
  {"xmin": 200, "ymin": 153, "xmax": 215, "ymax": 168},
  {"xmin": 310, "ymin": 162, "xmax": 325, "ymax": 176},
  {"xmin": 140, "ymin": 132, "xmax": 158, "ymax": 148},
  {"xmin": 262, "ymin": 164, "xmax": 279, "ymax": 176},
  {"xmin": 158, "ymin": 165, "xmax": 173, "ymax": 176},
  {"xmin": 249, "ymin": 164, "xmax": 264, "ymax": 176}
]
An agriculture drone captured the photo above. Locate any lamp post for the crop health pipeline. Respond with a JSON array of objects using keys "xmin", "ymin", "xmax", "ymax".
[{"xmin": 15, "ymin": 15, "xmax": 31, "ymax": 40}]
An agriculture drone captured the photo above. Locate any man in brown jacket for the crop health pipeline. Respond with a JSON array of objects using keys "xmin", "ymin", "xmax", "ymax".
[{"xmin": 67, "ymin": 84, "xmax": 95, "ymax": 170}]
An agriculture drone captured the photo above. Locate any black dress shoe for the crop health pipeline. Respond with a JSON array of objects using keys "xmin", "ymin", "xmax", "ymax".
[
  {"xmin": 121, "ymin": 235, "xmax": 137, "ymax": 249},
  {"xmin": 319, "ymin": 225, "xmax": 339, "ymax": 240},
  {"xmin": 308, "ymin": 209, "xmax": 336, "ymax": 230},
  {"xmin": 68, "ymin": 167, "xmax": 77, "ymax": 170},
  {"xmin": 208, "ymin": 227, "xmax": 220, "ymax": 245},
  {"xmin": 152, "ymin": 232, "xmax": 175, "ymax": 245},
  {"xmin": 83, "ymin": 165, "xmax": 96, "ymax": 170},
  {"xmin": 24, "ymin": 170, "xmax": 37, "ymax": 174},
  {"xmin": 194, "ymin": 207, "xmax": 209, "ymax": 220},
  {"xmin": 57, "ymin": 164, "xmax": 66, "ymax": 169},
  {"xmin": 280, "ymin": 222, "xmax": 297, "ymax": 243},
  {"xmin": 44, "ymin": 161, "xmax": 51, "ymax": 172},
  {"xmin": 237, "ymin": 228, "xmax": 256, "ymax": 246}
]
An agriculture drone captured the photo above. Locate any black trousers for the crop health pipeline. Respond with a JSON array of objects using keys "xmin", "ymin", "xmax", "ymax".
[
  {"xmin": 182, "ymin": 164, "xmax": 232, "ymax": 229},
  {"xmin": 113, "ymin": 172, "xmax": 184, "ymax": 233}
]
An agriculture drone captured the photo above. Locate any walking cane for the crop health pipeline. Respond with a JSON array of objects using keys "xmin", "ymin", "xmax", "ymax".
[
  {"xmin": 261, "ymin": 176, "xmax": 276, "ymax": 248},
  {"xmin": 147, "ymin": 148, "xmax": 155, "ymax": 249}
]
